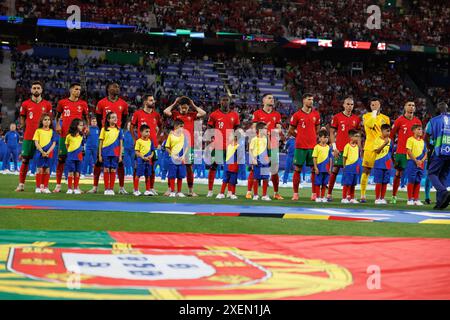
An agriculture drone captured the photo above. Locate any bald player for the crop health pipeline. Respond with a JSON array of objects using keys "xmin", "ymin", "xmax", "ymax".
[
  {"xmin": 246, "ymin": 93, "xmax": 284, "ymax": 200},
  {"xmin": 327, "ymin": 97, "xmax": 361, "ymax": 201},
  {"xmin": 206, "ymin": 96, "xmax": 241, "ymax": 197},
  {"xmin": 360, "ymin": 97, "xmax": 390, "ymax": 202},
  {"xmin": 87, "ymin": 82, "xmax": 129, "ymax": 194}
]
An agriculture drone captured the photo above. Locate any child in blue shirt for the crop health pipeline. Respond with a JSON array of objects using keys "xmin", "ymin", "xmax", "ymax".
[
  {"xmin": 123, "ymin": 122, "xmax": 135, "ymax": 177},
  {"xmin": 282, "ymin": 136, "xmax": 295, "ymax": 184},
  {"xmin": 81, "ymin": 117, "xmax": 99, "ymax": 175}
]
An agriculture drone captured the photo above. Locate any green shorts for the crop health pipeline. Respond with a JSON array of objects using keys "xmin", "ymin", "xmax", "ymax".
[
  {"xmin": 21, "ymin": 140, "xmax": 36, "ymax": 158},
  {"xmin": 58, "ymin": 137, "xmax": 67, "ymax": 156},
  {"xmin": 293, "ymin": 148, "xmax": 314, "ymax": 167},
  {"xmin": 394, "ymin": 154, "xmax": 407, "ymax": 170},
  {"xmin": 333, "ymin": 151, "xmax": 344, "ymax": 167}
]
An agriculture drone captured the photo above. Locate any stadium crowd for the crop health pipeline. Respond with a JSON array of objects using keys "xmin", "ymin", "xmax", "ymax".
[{"xmin": 3, "ymin": 0, "xmax": 449, "ymax": 46}]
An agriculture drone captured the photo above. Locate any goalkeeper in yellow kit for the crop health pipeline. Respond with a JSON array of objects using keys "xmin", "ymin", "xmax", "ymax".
[{"xmin": 360, "ymin": 98, "xmax": 390, "ymax": 202}]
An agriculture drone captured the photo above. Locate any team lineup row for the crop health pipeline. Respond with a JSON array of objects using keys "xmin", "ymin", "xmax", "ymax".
[{"xmin": 11, "ymin": 81, "xmax": 450, "ymax": 208}]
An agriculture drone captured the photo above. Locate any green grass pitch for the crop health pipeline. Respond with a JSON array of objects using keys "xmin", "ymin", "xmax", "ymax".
[{"xmin": 0, "ymin": 174, "xmax": 448, "ymax": 238}]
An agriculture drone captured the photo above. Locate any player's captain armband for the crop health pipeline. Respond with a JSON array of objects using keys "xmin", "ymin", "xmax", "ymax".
[{"xmin": 332, "ymin": 143, "xmax": 337, "ymax": 151}]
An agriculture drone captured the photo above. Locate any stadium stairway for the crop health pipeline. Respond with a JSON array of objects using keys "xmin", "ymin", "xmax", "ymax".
[
  {"xmin": 0, "ymin": 49, "xmax": 16, "ymax": 128},
  {"xmin": 403, "ymin": 73, "xmax": 434, "ymax": 111}
]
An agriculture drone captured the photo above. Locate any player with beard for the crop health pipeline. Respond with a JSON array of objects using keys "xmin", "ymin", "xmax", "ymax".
[
  {"xmin": 87, "ymin": 82, "xmax": 129, "ymax": 194},
  {"xmin": 164, "ymin": 96, "xmax": 206, "ymax": 196},
  {"xmin": 246, "ymin": 93, "xmax": 284, "ymax": 200},
  {"xmin": 327, "ymin": 97, "xmax": 361, "ymax": 201},
  {"xmin": 130, "ymin": 94, "xmax": 162, "ymax": 196},
  {"xmin": 389, "ymin": 100, "xmax": 422, "ymax": 204},
  {"xmin": 288, "ymin": 93, "xmax": 321, "ymax": 201},
  {"xmin": 15, "ymin": 81, "xmax": 53, "ymax": 192},
  {"xmin": 53, "ymin": 83, "xmax": 89, "ymax": 193},
  {"xmin": 206, "ymin": 96, "xmax": 241, "ymax": 197}
]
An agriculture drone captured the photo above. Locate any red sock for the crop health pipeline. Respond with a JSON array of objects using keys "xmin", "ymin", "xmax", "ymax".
[
  {"xmin": 169, "ymin": 178, "xmax": 175, "ymax": 192},
  {"xmin": 208, "ymin": 169, "xmax": 216, "ymax": 191},
  {"xmin": 328, "ymin": 172, "xmax": 337, "ymax": 196},
  {"xmin": 407, "ymin": 183, "xmax": 414, "ymax": 200},
  {"xmin": 414, "ymin": 183, "xmax": 420, "ymax": 200},
  {"xmin": 293, "ymin": 170, "xmax": 300, "ymax": 193},
  {"xmin": 220, "ymin": 182, "xmax": 227, "ymax": 194},
  {"xmin": 134, "ymin": 176, "xmax": 140, "ymax": 191},
  {"xmin": 68, "ymin": 176, "xmax": 73, "ymax": 190},
  {"xmin": 56, "ymin": 162, "xmax": 64, "ymax": 184},
  {"xmin": 342, "ymin": 185, "xmax": 348, "ymax": 199},
  {"xmin": 247, "ymin": 170, "xmax": 254, "ymax": 192},
  {"xmin": 74, "ymin": 175, "xmax": 79, "ymax": 189},
  {"xmin": 262, "ymin": 180, "xmax": 268, "ymax": 196},
  {"xmin": 229, "ymin": 184, "xmax": 236, "ymax": 194},
  {"xmin": 118, "ymin": 165, "xmax": 125, "ymax": 188},
  {"xmin": 109, "ymin": 171, "xmax": 116, "ymax": 190},
  {"xmin": 253, "ymin": 179, "xmax": 259, "ymax": 195},
  {"xmin": 145, "ymin": 176, "xmax": 151, "ymax": 191},
  {"xmin": 93, "ymin": 164, "xmax": 101, "ymax": 187},
  {"xmin": 36, "ymin": 173, "xmax": 42, "ymax": 188},
  {"xmin": 310, "ymin": 171, "xmax": 316, "ymax": 195},
  {"xmin": 321, "ymin": 185, "xmax": 326, "ymax": 198},
  {"xmin": 271, "ymin": 174, "xmax": 279, "ymax": 193},
  {"xmin": 103, "ymin": 171, "xmax": 110, "ymax": 190},
  {"xmin": 177, "ymin": 178, "xmax": 182, "ymax": 193},
  {"xmin": 375, "ymin": 183, "xmax": 381, "ymax": 199},
  {"xmin": 149, "ymin": 172, "xmax": 155, "ymax": 189},
  {"xmin": 393, "ymin": 175, "xmax": 400, "ymax": 196},
  {"xmin": 350, "ymin": 185, "xmax": 355, "ymax": 199},
  {"xmin": 19, "ymin": 162, "xmax": 29, "ymax": 184},
  {"xmin": 381, "ymin": 183, "xmax": 387, "ymax": 199},
  {"xmin": 44, "ymin": 173, "xmax": 50, "ymax": 188},
  {"xmin": 186, "ymin": 165, "xmax": 194, "ymax": 188}
]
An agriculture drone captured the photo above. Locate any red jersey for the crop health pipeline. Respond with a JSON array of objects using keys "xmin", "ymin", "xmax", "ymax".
[
  {"xmin": 95, "ymin": 97, "xmax": 128, "ymax": 128},
  {"xmin": 172, "ymin": 110, "xmax": 198, "ymax": 146},
  {"xmin": 20, "ymin": 99, "xmax": 53, "ymax": 140},
  {"xmin": 391, "ymin": 115, "xmax": 422, "ymax": 154},
  {"xmin": 56, "ymin": 98, "xmax": 89, "ymax": 138},
  {"xmin": 330, "ymin": 112, "xmax": 361, "ymax": 152},
  {"xmin": 131, "ymin": 109, "xmax": 162, "ymax": 147},
  {"xmin": 207, "ymin": 109, "xmax": 240, "ymax": 150},
  {"xmin": 289, "ymin": 109, "xmax": 321, "ymax": 149},
  {"xmin": 252, "ymin": 109, "xmax": 282, "ymax": 149},
  {"xmin": 252, "ymin": 109, "xmax": 282, "ymax": 131}
]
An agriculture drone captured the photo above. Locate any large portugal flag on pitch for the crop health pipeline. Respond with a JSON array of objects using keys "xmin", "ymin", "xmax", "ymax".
[{"xmin": 0, "ymin": 230, "xmax": 449, "ymax": 299}]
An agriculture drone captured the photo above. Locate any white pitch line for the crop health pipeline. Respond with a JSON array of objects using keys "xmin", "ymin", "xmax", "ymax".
[
  {"xmin": 307, "ymin": 208, "xmax": 393, "ymax": 217},
  {"xmin": 150, "ymin": 211, "xmax": 196, "ymax": 215}
]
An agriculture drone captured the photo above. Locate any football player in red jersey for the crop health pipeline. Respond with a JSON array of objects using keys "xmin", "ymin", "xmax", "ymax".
[
  {"xmin": 206, "ymin": 96, "xmax": 241, "ymax": 197},
  {"xmin": 164, "ymin": 96, "xmax": 206, "ymax": 196},
  {"xmin": 327, "ymin": 97, "xmax": 361, "ymax": 201},
  {"xmin": 15, "ymin": 81, "xmax": 52, "ymax": 192},
  {"xmin": 389, "ymin": 100, "xmax": 422, "ymax": 204},
  {"xmin": 288, "ymin": 93, "xmax": 321, "ymax": 201},
  {"xmin": 87, "ymin": 82, "xmax": 129, "ymax": 194},
  {"xmin": 53, "ymin": 83, "xmax": 89, "ymax": 193},
  {"xmin": 130, "ymin": 94, "xmax": 162, "ymax": 196},
  {"xmin": 246, "ymin": 93, "xmax": 284, "ymax": 200}
]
